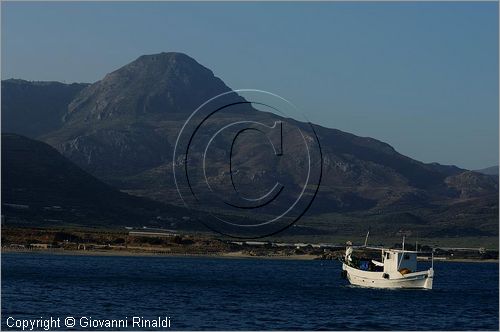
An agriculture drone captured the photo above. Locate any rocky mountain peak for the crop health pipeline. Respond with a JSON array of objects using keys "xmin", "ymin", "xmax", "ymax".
[{"xmin": 65, "ymin": 52, "xmax": 232, "ymax": 123}]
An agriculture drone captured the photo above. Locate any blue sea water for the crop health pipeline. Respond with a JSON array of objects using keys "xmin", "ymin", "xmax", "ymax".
[{"xmin": 1, "ymin": 253, "xmax": 498, "ymax": 330}]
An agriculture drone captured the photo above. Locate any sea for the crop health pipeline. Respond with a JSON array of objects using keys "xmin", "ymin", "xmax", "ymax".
[{"xmin": 1, "ymin": 252, "xmax": 498, "ymax": 330}]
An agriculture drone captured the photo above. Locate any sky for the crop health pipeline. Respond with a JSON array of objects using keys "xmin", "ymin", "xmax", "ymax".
[{"xmin": 1, "ymin": 2, "xmax": 498, "ymax": 170}]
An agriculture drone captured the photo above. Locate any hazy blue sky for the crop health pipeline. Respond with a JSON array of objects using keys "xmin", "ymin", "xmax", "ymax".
[{"xmin": 2, "ymin": 2, "xmax": 498, "ymax": 169}]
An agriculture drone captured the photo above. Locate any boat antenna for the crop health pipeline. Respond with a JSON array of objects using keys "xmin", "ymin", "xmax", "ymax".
[
  {"xmin": 431, "ymin": 247, "xmax": 434, "ymax": 269},
  {"xmin": 397, "ymin": 235, "xmax": 405, "ymax": 270},
  {"xmin": 364, "ymin": 230, "xmax": 370, "ymax": 247},
  {"xmin": 415, "ymin": 232, "xmax": 419, "ymax": 252}
]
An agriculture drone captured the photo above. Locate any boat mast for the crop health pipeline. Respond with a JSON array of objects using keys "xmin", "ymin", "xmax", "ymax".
[
  {"xmin": 364, "ymin": 230, "xmax": 370, "ymax": 247},
  {"xmin": 431, "ymin": 248, "xmax": 434, "ymax": 269},
  {"xmin": 397, "ymin": 235, "xmax": 405, "ymax": 270}
]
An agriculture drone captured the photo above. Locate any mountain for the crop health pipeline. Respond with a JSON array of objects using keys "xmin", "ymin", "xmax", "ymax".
[
  {"xmin": 1, "ymin": 133, "xmax": 201, "ymax": 229},
  {"xmin": 43, "ymin": 53, "xmax": 246, "ymax": 178},
  {"xmin": 2, "ymin": 52, "xmax": 498, "ymax": 238},
  {"xmin": 475, "ymin": 166, "xmax": 499, "ymax": 176},
  {"xmin": 2, "ymin": 79, "xmax": 88, "ymax": 138},
  {"xmin": 65, "ymin": 53, "xmax": 234, "ymax": 123}
]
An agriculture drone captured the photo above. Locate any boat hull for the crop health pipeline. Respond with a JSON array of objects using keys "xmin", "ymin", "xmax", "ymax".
[{"xmin": 342, "ymin": 263, "xmax": 433, "ymax": 289}]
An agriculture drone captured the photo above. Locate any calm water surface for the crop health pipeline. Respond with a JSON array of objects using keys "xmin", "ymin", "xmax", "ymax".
[{"xmin": 2, "ymin": 253, "xmax": 498, "ymax": 330}]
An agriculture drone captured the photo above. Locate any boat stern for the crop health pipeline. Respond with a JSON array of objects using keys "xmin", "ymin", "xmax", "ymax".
[{"xmin": 423, "ymin": 267, "xmax": 434, "ymax": 290}]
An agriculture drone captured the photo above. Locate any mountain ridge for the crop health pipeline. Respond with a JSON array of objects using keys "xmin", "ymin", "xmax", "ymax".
[
  {"xmin": 475, "ymin": 166, "xmax": 499, "ymax": 176},
  {"xmin": 2, "ymin": 52, "xmax": 498, "ymax": 237}
]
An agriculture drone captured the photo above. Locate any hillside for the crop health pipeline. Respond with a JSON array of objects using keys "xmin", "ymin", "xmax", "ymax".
[
  {"xmin": 1, "ymin": 79, "xmax": 88, "ymax": 138},
  {"xmin": 1, "ymin": 133, "xmax": 201, "ymax": 230}
]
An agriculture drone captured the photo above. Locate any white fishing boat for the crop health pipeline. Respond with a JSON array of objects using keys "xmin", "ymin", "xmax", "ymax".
[{"xmin": 340, "ymin": 237, "xmax": 434, "ymax": 290}]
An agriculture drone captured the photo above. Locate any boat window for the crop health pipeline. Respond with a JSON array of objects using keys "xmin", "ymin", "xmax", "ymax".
[{"xmin": 386, "ymin": 253, "xmax": 391, "ymax": 259}]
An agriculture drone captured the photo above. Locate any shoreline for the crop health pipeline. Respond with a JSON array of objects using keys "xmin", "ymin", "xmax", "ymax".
[
  {"xmin": 2, "ymin": 248, "xmax": 498, "ymax": 263},
  {"xmin": 1, "ymin": 248, "xmax": 319, "ymax": 261}
]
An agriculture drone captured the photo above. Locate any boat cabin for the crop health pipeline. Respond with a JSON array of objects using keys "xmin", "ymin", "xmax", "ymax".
[
  {"xmin": 344, "ymin": 246, "xmax": 419, "ymax": 274},
  {"xmin": 382, "ymin": 250, "xmax": 417, "ymax": 274}
]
